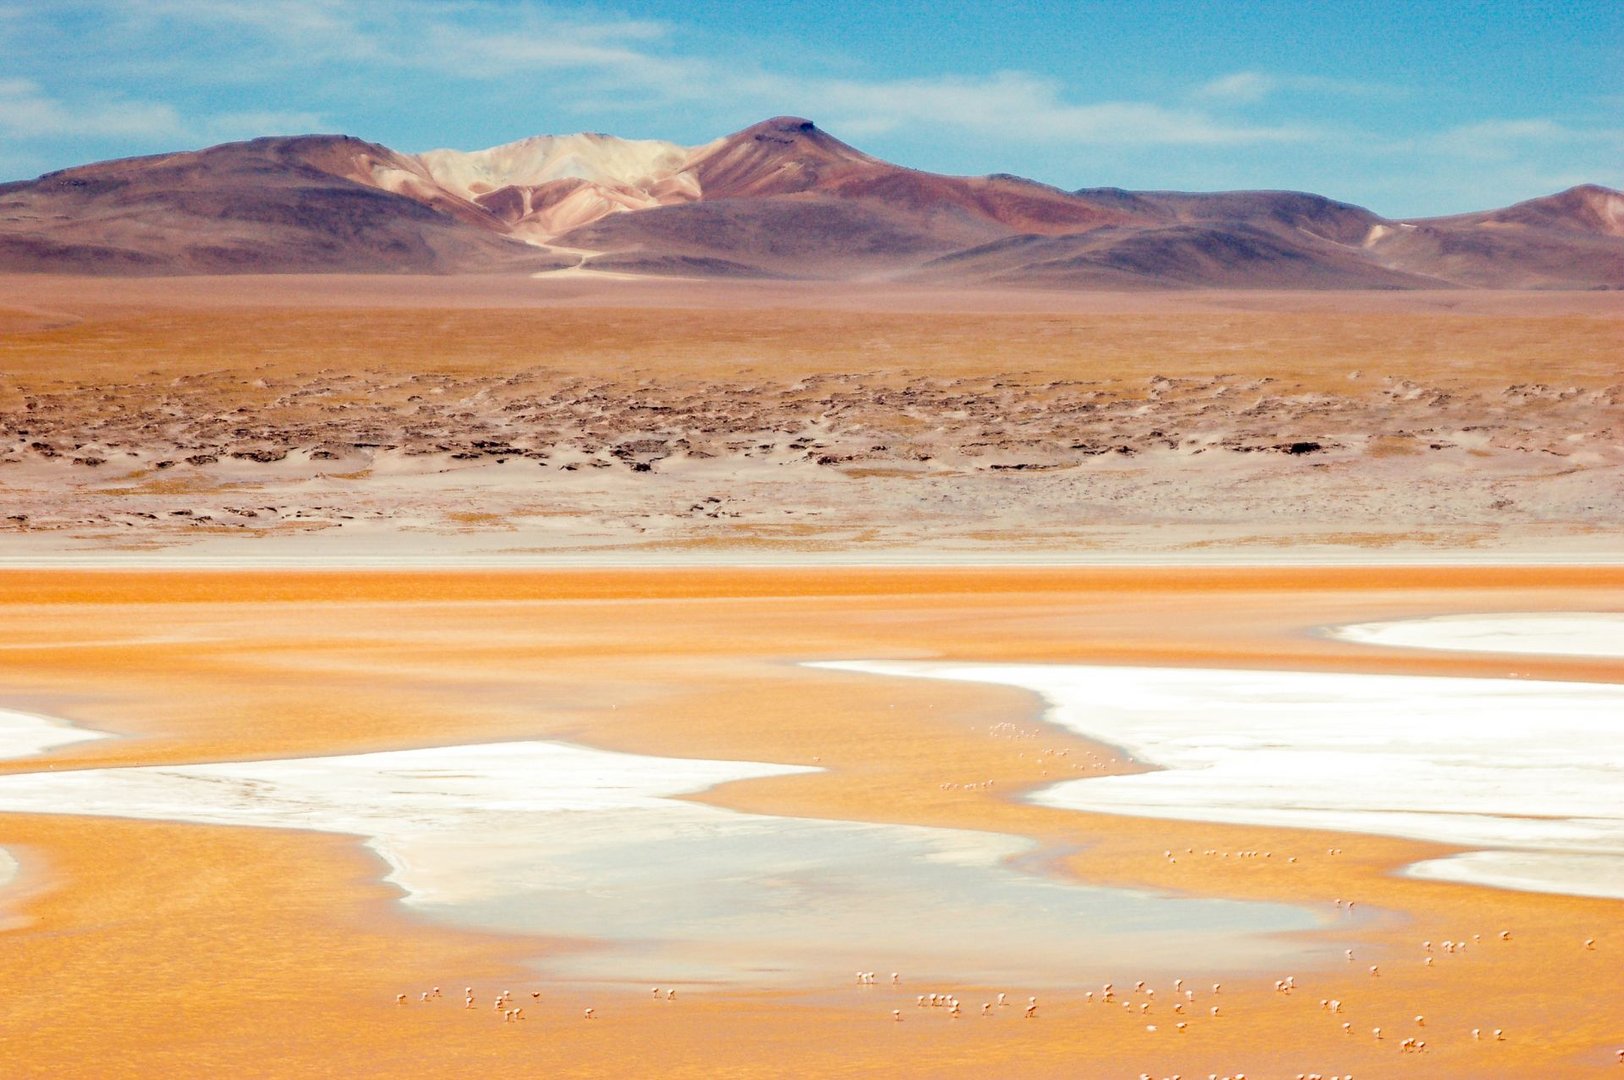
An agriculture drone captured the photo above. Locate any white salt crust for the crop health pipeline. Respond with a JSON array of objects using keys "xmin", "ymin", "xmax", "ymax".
[
  {"xmin": 0, "ymin": 707, "xmax": 105, "ymax": 760},
  {"xmin": 816, "ymin": 616, "xmax": 1624, "ymax": 900},
  {"xmin": 0, "ymin": 734, "xmax": 1318, "ymax": 983},
  {"xmin": 1330, "ymin": 612, "xmax": 1624, "ymax": 658}
]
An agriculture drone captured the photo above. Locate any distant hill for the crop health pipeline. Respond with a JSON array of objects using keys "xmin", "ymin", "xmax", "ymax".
[{"xmin": 1, "ymin": 116, "xmax": 1619, "ymax": 288}]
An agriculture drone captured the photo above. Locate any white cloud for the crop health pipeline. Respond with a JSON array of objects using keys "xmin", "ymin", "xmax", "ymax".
[
  {"xmin": 202, "ymin": 110, "xmax": 329, "ymax": 140},
  {"xmin": 1194, "ymin": 70, "xmax": 1407, "ymax": 104},
  {"xmin": 1431, "ymin": 118, "xmax": 1624, "ymax": 161},
  {"xmin": 4, "ymin": 1, "xmax": 1318, "ymax": 151},
  {"xmin": 1196, "ymin": 71, "xmax": 1277, "ymax": 104},
  {"xmin": 427, "ymin": 25, "xmax": 687, "ymax": 79},
  {"xmin": 125, "ymin": 0, "xmax": 675, "ymax": 74},
  {"xmin": 134, "ymin": 0, "xmax": 382, "ymax": 54},
  {"xmin": 809, "ymin": 71, "xmax": 1315, "ymax": 147},
  {"xmin": 0, "ymin": 78, "xmax": 185, "ymax": 140}
]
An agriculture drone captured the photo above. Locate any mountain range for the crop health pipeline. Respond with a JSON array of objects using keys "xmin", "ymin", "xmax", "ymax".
[{"xmin": 2, "ymin": 115, "xmax": 1620, "ymax": 288}]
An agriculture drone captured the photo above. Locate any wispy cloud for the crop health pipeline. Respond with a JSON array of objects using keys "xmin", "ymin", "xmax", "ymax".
[
  {"xmin": 1194, "ymin": 70, "xmax": 1407, "ymax": 104},
  {"xmin": 202, "ymin": 110, "xmax": 329, "ymax": 140},
  {"xmin": 0, "ymin": 78, "xmax": 184, "ymax": 140},
  {"xmin": 809, "ymin": 71, "xmax": 1314, "ymax": 146},
  {"xmin": 119, "ymin": 0, "xmax": 676, "ymax": 77},
  {"xmin": 1195, "ymin": 71, "xmax": 1278, "ymax": 105},
  {"xmin": 1434, "ymin": 117, "xmax": 1624, "ymax": 158},
  {"xmin": 0, "ymin": 1, "xmax": 1320, "ymax": 154}
]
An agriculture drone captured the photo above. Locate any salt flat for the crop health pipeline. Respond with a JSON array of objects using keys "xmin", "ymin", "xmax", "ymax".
[
  {"xmin": 0, "ymin": 706, "xmax": 105, "ymax": 760},
  {"xmin": 0, "ymin": 728, "xmax": 1321, "ymax": 985},
  {"xmin": 0, "ymin": 569, "xmax": 1619, "ymax": 1075},
  {"xmin": 818, "ymin": 612, "xmax": 1624, "ymax": 900},
  {"xmin": 1331, "ymin": 612, "xmax": 1624, "ymax": 657}
]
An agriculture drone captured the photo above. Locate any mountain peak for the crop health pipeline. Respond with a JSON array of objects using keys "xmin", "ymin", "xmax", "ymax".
[
  {"xmin": 687, "ymin": 116, "xmax": 877, "ymax": 199},
  {"xmin": 1438, "ymin": 182, "xmax": 1624, "ymax": 238},
  {"xmin": 743, "ymin": 116, "xmax": 819, "ymax": 139}
]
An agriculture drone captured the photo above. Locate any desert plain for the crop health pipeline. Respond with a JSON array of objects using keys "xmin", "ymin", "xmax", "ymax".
[
  {"xmin": 0, "ymin": 276, "xmax": 1621, "ymax": 1078},
  {"xmin": 2, "ymin": 276, "xmax": 1621, "ymax": 560}
]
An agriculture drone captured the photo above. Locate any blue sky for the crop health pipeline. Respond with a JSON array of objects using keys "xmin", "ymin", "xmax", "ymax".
[{"xmin": 1, "ymin": 0, "xmax": 1618, "ymax": 216}]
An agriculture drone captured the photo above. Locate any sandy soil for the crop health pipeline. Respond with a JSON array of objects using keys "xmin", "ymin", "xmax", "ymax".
[
  {"xmin": 1, "ymin": 566, "xmax": 1621, "ymax": 1077},
  {"xmin": 2, "ymin": 277, "xmax": 1620, "ymax": 560}
]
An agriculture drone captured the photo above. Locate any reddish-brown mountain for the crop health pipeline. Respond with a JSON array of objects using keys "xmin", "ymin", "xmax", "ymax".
[{"xmin": 0, "ymin": 117, "xmax": 1618, "ymax": 288}]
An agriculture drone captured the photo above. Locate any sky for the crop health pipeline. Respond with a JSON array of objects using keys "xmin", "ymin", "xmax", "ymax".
[{"xmin": 1, "ymin": 0, "xmax": 1619, "ymax": 217}]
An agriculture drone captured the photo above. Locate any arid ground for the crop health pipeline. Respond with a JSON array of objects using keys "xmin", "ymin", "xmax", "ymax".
[
  {"xmin": 0, "ymin": 279, "xmax": 1621, "ymax": 1078},
  {"xmin": 2, "ymin": 276, "xmax": 1620, "ymax": 561}
]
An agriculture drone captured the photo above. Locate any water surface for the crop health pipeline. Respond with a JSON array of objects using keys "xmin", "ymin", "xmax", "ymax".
[{"xmin": 0, "ymin": 727, "xmax": 1323, "ymax": 986}]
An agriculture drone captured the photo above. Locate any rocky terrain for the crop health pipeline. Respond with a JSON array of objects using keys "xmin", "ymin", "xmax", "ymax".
[{"xmin": 4, "ymin": 364, "xmax": 1619, "ymax": 558}]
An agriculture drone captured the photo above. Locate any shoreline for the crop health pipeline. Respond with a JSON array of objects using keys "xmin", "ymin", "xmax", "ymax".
[
  {"xmin": 3, "ymin": 547, "xmax": 1624, "ymax": 569},
  {"xmin": 0, "ymin": 566, "xmax": 1620, "ymax": 1076}
]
